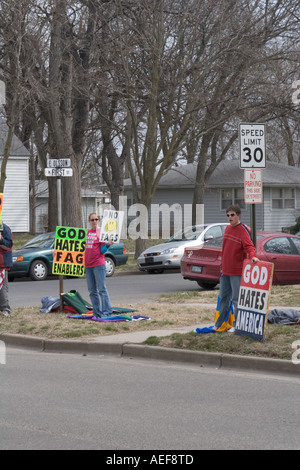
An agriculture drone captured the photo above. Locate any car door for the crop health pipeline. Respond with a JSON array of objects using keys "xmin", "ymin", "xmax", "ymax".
[{"xmin": 262, "ymin": 236, "xmax": 300, "ymax": 285}]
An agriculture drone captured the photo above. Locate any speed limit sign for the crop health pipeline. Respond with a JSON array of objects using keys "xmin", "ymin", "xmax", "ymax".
[{"xmin": 239, "ymin": 123, "xmax": 266, "ymax": 168}]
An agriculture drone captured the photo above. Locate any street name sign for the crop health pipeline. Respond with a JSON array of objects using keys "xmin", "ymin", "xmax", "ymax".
[
  {"xmin": 45, "ymin": 168, "xmax": 73, "ymax": 177},
  {"xmin": 48, "ymin": 158, "xmax": 71, "ymax": 168},
  {"xmin": 239, "ymin": 123, "xmax": 266, "ymax": 168}
]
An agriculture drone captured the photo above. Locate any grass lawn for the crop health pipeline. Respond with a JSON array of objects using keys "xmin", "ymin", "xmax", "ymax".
[{"xmin": 1, "ymin": 280, "xmax": 299, "ymax": 360}]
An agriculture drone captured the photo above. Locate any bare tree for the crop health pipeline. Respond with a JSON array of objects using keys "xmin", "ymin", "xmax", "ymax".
[{"xmin": 0, "ymin": 0, "xmax": 32, "ymax": 192}]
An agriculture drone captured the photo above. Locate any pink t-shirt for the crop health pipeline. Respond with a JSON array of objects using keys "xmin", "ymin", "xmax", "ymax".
[{"xmin": 85, "ymin": 228, "xmax": 106, "ymax": 268}]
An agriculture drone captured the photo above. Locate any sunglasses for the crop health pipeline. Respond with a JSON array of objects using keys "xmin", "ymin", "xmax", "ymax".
[
  {"xmin": 226, "ymin": 213, "xmax": 237, "ymax": 217},
  {"xmin": 90, "ymin": 218, "xmax": 99, "ymax": 221}
]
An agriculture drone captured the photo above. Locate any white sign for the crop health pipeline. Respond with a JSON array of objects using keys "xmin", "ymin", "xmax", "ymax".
[
  {"xmin": 48, "ymin": 158, "xmax": 71, "ymax": 168},
  {"xmin": 244, "ymin": 169, "xmax": 263, "ymax": 204},
  {"xmin": 45, "ymin": 168, "xmax": 73, "ymax": 177},
  {"xmin": 235, "ymin": 260, "xmax": 274, "ymax": 341},
  {"xmin": 100, "ymin": 210, "xmax": 124, "ymax": 243},
  {"xmin": 239, "ymin": 123, "xmax": 266, "ymax": 168}
]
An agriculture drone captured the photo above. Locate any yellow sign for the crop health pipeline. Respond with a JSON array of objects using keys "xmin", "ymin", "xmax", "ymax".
[{"xmin": 52, "ymin": 226, "xmax": 88, "ymax": 277}]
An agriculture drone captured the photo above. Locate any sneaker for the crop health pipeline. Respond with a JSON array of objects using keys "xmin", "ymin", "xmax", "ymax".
[
  {"xmin": 2, "ymin": 311, "xmax": 10, "ymax": 317},
  {"xmin": 227, "ymin": 327, "xmax": 235, "ymax": 333}
]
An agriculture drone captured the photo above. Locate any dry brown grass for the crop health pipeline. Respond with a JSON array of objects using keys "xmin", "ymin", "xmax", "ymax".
[
  {"xmin": 0, "ymin": 301, "xmax": 213, "ymax": 340},
  {"xmin": 1, "ymin": 285, "xmax": 299, "ymax": 360}
]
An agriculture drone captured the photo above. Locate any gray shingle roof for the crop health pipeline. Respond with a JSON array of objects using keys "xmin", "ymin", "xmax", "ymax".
[{"xmin": 146, "ymin": 160, "xmax": 300, "ymax": 188}]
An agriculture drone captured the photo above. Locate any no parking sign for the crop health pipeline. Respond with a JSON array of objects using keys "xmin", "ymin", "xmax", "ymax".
[{"xmin": 235, "ymin": 260, "xmax": 274, "ymax": 341}]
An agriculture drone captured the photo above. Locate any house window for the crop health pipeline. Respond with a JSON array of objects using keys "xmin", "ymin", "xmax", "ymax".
[
  {"xmin": 221, "ymin": 188, "xmax": 245, "ymax": 210},
  {"xmin": 272, "ymin": 188, "xmax": 295, "ymax": 209}
]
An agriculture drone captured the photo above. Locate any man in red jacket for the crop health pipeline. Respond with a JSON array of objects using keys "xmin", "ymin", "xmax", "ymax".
[{"xmin": 214, "ymin": 205, "xmax": 259, "ymax": 332}]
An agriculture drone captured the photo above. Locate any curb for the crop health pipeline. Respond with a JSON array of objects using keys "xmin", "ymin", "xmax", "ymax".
[{"xmin": 1, "ymin": 332, "xmax": 299, "ymax": 377}]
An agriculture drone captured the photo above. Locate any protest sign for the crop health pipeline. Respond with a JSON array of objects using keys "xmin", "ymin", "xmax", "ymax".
[
  {"xmin": 235, "ymin": 260, "xmax": 274, "ymax": 341},
  {"xmin": 100, "ymin": 210, "xmax": 124, "ymax": 243},
  {"xmin": 52, "ymin": 226, "xmax": 88, "ymax": 277}
]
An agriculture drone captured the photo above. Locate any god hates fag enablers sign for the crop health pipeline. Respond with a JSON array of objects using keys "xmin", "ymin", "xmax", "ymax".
[
  {"xmin": 52, "ymin": 226, "xmax": 88, "ymax": 277},
  {"xmin": 235, "ymin": 260, "xmax": 274, "ymax": 341}
]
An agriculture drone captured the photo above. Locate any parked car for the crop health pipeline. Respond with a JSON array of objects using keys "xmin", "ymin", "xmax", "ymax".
[
  {"xmin": 137, "ymin": 223, "xmax": 228, "ymax": 273},
  {"xmin": 181, "ymin": 231, "xmax": 300, "ymax": 288},
  {"xmin": 9, "ymin": 232, "xmax": 128, "ymax": 281}
]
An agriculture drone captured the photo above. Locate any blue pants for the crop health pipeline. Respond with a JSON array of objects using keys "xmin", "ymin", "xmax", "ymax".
[
  {"xmin": 0, "ymin": 272, "xmax": 10, "ymax": 314},
  {"xmin": 85, "ymin": 265, "xmax": 112, "ymax": 317},
  {"xmin": 215, "ymin": 274, "xmax": 241, "ymax": 329}
]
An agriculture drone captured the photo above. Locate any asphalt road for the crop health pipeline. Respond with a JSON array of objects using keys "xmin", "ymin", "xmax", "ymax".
[
  {"xmin": 9, "ymin": 271, "xmax": 200, "ymax": 309},
  {"xmin": 1, "ymin": 346, "xmax": 299, "ymax": 450}
]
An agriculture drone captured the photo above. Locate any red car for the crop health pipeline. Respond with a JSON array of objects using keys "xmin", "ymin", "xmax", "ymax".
[{"xmin": 181, "ymin": 231, "xmax": 300, "ymax": 289}]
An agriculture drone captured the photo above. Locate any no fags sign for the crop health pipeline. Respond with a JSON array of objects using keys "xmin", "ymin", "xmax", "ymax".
[{"xmin": 235, "ymin": 260, "xmax": 274, "ymax": 341}]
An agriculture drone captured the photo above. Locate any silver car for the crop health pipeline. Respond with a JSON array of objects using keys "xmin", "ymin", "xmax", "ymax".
[{"xmin": 137, "ymin": 223, "xmax": 228, "ymax": 273}]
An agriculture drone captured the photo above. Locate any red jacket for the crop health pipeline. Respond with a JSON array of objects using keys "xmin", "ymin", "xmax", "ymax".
[{"xmin": 221, "ymin": 223, "xmax": 256, "ymax": 276}]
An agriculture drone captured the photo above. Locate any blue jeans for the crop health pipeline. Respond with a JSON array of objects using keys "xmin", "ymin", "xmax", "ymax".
[
  {"xmin": 85, "ymin": 265, "xmax": 112, "ymax": 317},
  {"xmin": 215, "ymin": 274, "xmax": 241, "ymax": 329},
  {"xmin": 0, "ymin": 272, "xmax": 10, "ymax": 314}
]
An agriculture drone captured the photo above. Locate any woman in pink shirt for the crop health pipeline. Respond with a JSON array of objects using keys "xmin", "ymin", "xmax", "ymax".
[{"xmin": 85, "ymin": 213, "xmax": 113, "ymax": 318}]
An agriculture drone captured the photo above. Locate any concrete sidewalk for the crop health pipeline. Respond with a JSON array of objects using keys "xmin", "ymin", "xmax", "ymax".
[
  {"xmin": 90, "ymin": 323, "xmax": 203, "ymax": 343},
  {"xmin": 1, "ymin": 321, "xmax": 299, "ymax": 378}
]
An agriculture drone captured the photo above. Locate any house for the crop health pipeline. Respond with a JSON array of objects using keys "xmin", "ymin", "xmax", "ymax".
[
  {"xmin": 34, "ymin": 180, "xmax": 109, "ymax": 232},
  {"xmin": 124, "ymin": 160, "xmax": 300, "ymax": 234},
  {"xmin": 0, "ymin": 121, "xmax": 30, "ymax": 232}
]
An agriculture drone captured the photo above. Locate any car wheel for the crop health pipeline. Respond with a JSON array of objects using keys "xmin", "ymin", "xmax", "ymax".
[
  {"xmin": 29, "ymin": 259, "xmax": 48, "ymax": 281},
  {"xmin": 196, "ymin": 280, "xmax": 217, "ymax": 290},
  {"xmin": 105, "ymin": 257, "xmax": 115, "ymax": 277}
]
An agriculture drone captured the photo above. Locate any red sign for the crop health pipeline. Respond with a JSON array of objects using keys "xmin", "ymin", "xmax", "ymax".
[
  {"xmin": 241, "ymin": 260, "xmax": 273, "ymax": 291},
  {"xmin": 244, "ymin": 169, "xmax": 263, "ymax": 204},
  {"xmin": 235, "ymin": 260, "xmax": 274, "ymax": 341}
]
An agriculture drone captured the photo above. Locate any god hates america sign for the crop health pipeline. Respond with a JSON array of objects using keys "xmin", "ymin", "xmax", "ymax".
[{"xmin": 235, "ymin": 260, "xmax": 274, "ymax": 341}]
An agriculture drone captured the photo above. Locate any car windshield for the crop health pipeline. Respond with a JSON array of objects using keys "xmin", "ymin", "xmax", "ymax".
[
  {"xmin": 165, "ymin": 225, "xmax": 207, "ymax": 243},
  {"xmin": 22, "ymin": 233, "xmax": 54, "ymax": 249}
]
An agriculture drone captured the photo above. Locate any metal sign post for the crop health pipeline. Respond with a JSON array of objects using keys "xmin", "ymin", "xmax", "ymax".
[
  {"xmin": 45, "ymin": 158, "xmax": 72, "ymax": 311},
  {"xmin": 57, "ymin": 176, "xmax": 64, "ymax": 311},
  {"xmin": 239, "ymin": 123, "xmax": 266, "ymax": 248}
]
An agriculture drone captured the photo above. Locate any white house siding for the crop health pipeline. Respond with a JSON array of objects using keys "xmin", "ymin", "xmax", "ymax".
[
  {"xmin": 2, "ymin": 157, "xmax": 29, "ymax": 232},
  {"xmin": 150, "ymin": 188, "xmax": 194, "ymax": 236},
  {"xmin": 34, "ymin": 196, "xmax": 100, "ymax": 233},
  {"xmin": 203, "ymin": 188, "xmax": 265, "ymax": 229},
  {"xmin": 263, "ymin": 187, "xmax": 300, "ymax": 232}
]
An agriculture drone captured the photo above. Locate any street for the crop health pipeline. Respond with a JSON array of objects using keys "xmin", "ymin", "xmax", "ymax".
[
  {"xmin": 0, "ymin": 346, "xmax": 299, "ymax": 450},
  {"xmin": 9, "ymin": 271, "xmax": 199, "ymax": 308}
]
